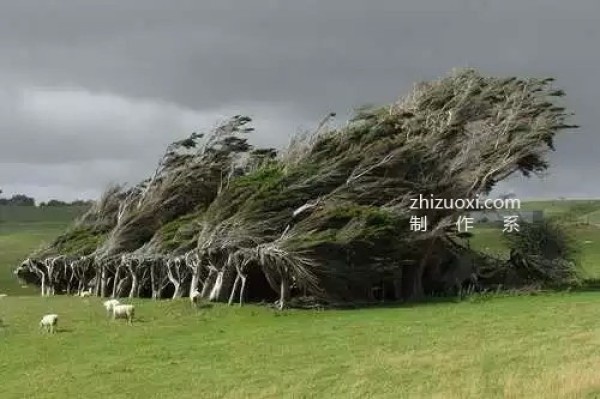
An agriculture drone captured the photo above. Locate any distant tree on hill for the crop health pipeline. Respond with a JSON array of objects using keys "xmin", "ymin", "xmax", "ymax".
[
  {"xmin": 70, "ymin": 200, "xmax": 94, "ymax": 207},
  {"xmin": 39, "ymin": 199, "xmax": 94, "ymax": 207},
  {"xmin": 0, "ymin": 194, "xmax": 35, "ymax": 206},
  {"xmin": 44, "ymin": 199, "xmax": 68, "ymax": 206}
]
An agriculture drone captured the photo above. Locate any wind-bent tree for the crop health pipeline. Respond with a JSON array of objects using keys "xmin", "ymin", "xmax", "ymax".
[{"xmin": 17, "ymin": 68, "xmax": 579, "ymax": 306}]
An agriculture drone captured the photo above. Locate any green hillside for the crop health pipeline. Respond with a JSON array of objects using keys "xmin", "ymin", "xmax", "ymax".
[
  {"xmin": 466, "ymin": 199, "xmax": 600, "ymax": 278},
  {"xmin": 0, "ymin": 205, "xmax": 88, "ymax": 294}
]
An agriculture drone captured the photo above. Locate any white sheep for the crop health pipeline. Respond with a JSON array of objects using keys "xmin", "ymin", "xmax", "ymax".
[
  {"xmin": 0, "ymin": 293, "xmax": 7, "ymax": 298},
  {"xmin": 39, "ymin": 314, "xmax": 58, "ymax": 333},
  {"xmin": 190, "ymin": 289, "xmax": 201, "ymax": 305},
  {"xmin": 112, "ymin": 304, "xmax": 135, "ymax": 324},
  {"xmin": 80, "ymin": 290, "xmax": 92, "ymax": 297},
  {"xmin": 103, "ymin": 299, "xmax": 120, "ymax": 315}
]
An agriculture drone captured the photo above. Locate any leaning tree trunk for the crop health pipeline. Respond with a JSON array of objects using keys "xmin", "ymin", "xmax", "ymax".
[
  {"xmin": 45, "ymin": 259, "xmax": 55, "ymax": 296},
  {"xmin": 137, "ymin": 268, "xmax": 149, "ymax": 297},
  {"xmin": 228, "ymin": 273, "xmax": 241, "ymax": 306},
  {"xmin": 127, "ymin": 261, "xmax": 139, "ymax": 298},
  {"xmin": 238, "ymin": 272, "xmax": 247, "ymax": 306},
  {"xmin": 189, "ymin": 267, "xmax": 200, "ymax": 298},
  {"xmin": 77, "ymin": 277, "xmax": 84, "ymax": 295},
  {"xmin": 100, "ymin": 263, "xmax": 108, "ymax": 298},
  {"xmin": 278, "ymin": 274, "xmax": 291, "ymax": 310},
  {"xmin": 40, "ymin": 272, "xmax": 46, "ymax": 297},
  {"xmin": 115, "ymin": 275, "xmax": 130, "ymax": 298},
  {"xmin": 208, "ymin": 270, "xmax": 224, "ymax": 302},
  {"xmin": 185, "ymin": 251, "xmax": 201, "ymax": 299},
  {"xmin": 166, "ymin": 258, "xmax": 184, "ymax": 299},
  {"xmin": 150, "ymin": 260, "xmax": 159, "ymax": 300},
  {"xmin": 228, "ymin": 264, "xmax": 249, "ymax": 306},
  {"xmin": 93, "ymin": 266, "xmax": 101, "ymax": 296},
  {"xmin": 216, "ymin": 264, "xmax": 235, "ymax": 302},
  {"xmin": 112, "ymin": 264, "xmax": 122, "ymax": 298},
  {"xmin": 66, "ymin": 263, "xmax": 76, "ymax": 295},
  {"xmin": 200, "ymin": 267, "xmax": 217, "ymax": 298},
  {"xmin": 129, "ymin": 273, "xmax": 138, "ymax": 298}
]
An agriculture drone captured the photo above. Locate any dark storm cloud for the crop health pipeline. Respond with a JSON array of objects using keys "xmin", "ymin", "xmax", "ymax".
[{"xmin": 0, "ymin": 0, "xmax": 598, "ymax": 200}]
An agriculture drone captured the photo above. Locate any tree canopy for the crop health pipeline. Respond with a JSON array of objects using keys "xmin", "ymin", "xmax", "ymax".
[{"xmin": 18, "ymin": 68, "xmax": 579, "ymax": 307}]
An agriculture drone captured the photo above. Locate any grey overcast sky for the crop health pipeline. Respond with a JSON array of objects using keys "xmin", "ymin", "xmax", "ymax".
[{"xmin": 0, "ymin": 0, "xmax": 597, "ymax": 201}]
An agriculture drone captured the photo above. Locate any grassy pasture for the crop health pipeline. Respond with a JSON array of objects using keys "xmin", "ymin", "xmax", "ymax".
[
  {"xmin": 3, "ymin": 201, "xmax": 600, "ymax": 397},
  {"xmin": 4, "ymin": 294, "xmax": 600, "ymax": 398},
  {"xmin": 0, "ymin": 205, "xmax": 87, "ymax": 294}
]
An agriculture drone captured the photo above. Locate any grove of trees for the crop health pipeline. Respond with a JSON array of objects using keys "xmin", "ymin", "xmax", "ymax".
[{"xmin": 15, "ymin": 69, "xmax": 580, "ymax": 308}]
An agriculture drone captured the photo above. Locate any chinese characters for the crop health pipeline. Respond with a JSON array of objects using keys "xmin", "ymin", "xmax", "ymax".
[{"xmin": 409, "ymin": 214, "xmax": 520, "ymax": 233}]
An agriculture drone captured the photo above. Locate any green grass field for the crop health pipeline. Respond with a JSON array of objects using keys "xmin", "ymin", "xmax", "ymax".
[
  {"xmin": 4, "ymin": 201, "xmax": 600, "ymax": 398},
  {"xmin": 0, "ymin": 205, "xmax": 88, "ymax": 295},
  {"xmin": 4, "ymin": 294, "xmax": 600, "ymax": 398}
]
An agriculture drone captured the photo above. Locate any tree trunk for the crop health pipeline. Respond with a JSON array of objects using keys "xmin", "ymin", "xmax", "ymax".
[
  {"xmin": 77, "ymin": 279, "xmax": 84, "ymax": 296},
  {"xmin": 150, "ymin": 261, "xmax": 159, "ymax": 300},
  {"xmin": 129, "ymin": 272, "xmax": 138, "ymax": 298},
  {"xmin": 116, "ymin": 276, "xmax": 129, "ymax": 298},
  {"xmin": 137, "ymin": 268, "xmax": 148, "ymax": 297},
  {"xmin": 67, "ymin": 269, "xmax": 75, "ymax": 295},
  {"xmin": 100, "ymin": 264, "xmax": 108, "ymax": 298},
  {"xmin": 46, "ymin": 260, "xmax": 54, "ymax": 296},
  {"xmin": 209, "ymin": 271, "xmax": 224, "ymax": 302},
  {"xmin": 172, "ymin": 282, "xmax": 182, "ymax": 299},
  {"xmin": 112, "ymin": 266, "xmax": 122, "ymax": 298},
  {"xmin": 217, "ymin": 265, "xmax": 235, "ymax": 302},
  {"xmin": 200, "ymin": 268, "xmax": 216, "ymax": 298},
  {"xmin": 166, "ymin": 259, "xmax": 184, "ymax": 299},
  {"xmin": 189, "ymin": 268, "xmax": 200, "ymax": 298},
  {"xmin": 239, "ymin": 275, "xmax": 247, "ymax": 306},
  {"xmin": 278, "ymin": 275, "xmax": 290, "ymax": 310},
  {"xmin": 94, "ymin": 268, "xmax": 101, "ymax": 296},
  {"xmin": 228, "ymin": 273, "xmax": 241, "ymax": 306}
]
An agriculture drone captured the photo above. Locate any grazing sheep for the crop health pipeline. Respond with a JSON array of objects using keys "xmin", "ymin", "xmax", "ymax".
[
  {"xmin": 39, "ymin": 314, "xmax": 58, "ymax": 333},
  {"xmin": 112, "ymin": 304, "xmax": 135, "ymax": 324},
  {"xmin": 80, "ymin": 290, "xmax": 92, "ymax": 297},
  {"xmin": 103, "ymin": 299, "xmax": 120, "ymax": 315},
  {"xmin": 0, "ymin": 293, "xmax": 7, "ymax": 298},
  {"xmin": 190, "ymin": 289, "xmax": 201, "ymax": 305}
]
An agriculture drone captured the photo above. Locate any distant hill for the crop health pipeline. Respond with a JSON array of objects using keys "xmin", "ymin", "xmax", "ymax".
[
  {"xmin": 0, "ymin": 205, "xmax": 90, "ymax": 226},
  {"xmin": 0, "ymin": 204, "xmax": 90, "ymax": 294}
]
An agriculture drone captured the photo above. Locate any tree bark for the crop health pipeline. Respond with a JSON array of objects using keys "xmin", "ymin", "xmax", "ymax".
[
  {"xmin": 40, "ymin": 273, "xmax": 46, "ymax": 296},
  {"xmin": 200, "ymin": 268, "xmax": 216, "ymax": 298},
  {"xmin": 150, "ymin": 260, "xmax": 158, "ymax": 299},
  {"xmin": 166, "ymin": 258, "xmax": 183, "ymax": 299},
  {"xmin": 278, "ymin": 275, "xmax": 290, "ymax": 310},
  {"xmin": 116, "ymin": 275, "xmax": 129, "ymax": 298},
  {"xmin": 112, "ymin": 265, "xmax": 122, "ymax": 298},
  {"xmin": 228, "ymin": 273, "xmax": 241, "ymax": 306},
  {"xmin": 100, "ymin": 264, "xmax": 108, "ymax": 298},
  {"xmin": 239, "ymin": 274, "xmax": 247, "ymax": 306},
  {"xmin": 209, "ymin": 271, "xmax": 224, "ymax": 301},
  {"xmin": 66, "ymin": 263, "xmax": 76, "ymax": 295}
]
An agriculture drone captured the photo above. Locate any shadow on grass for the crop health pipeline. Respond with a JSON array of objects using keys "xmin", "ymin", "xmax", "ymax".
[{"xmin": 318, "ymin": 296, "xmax": 463, "ymax": 311}]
